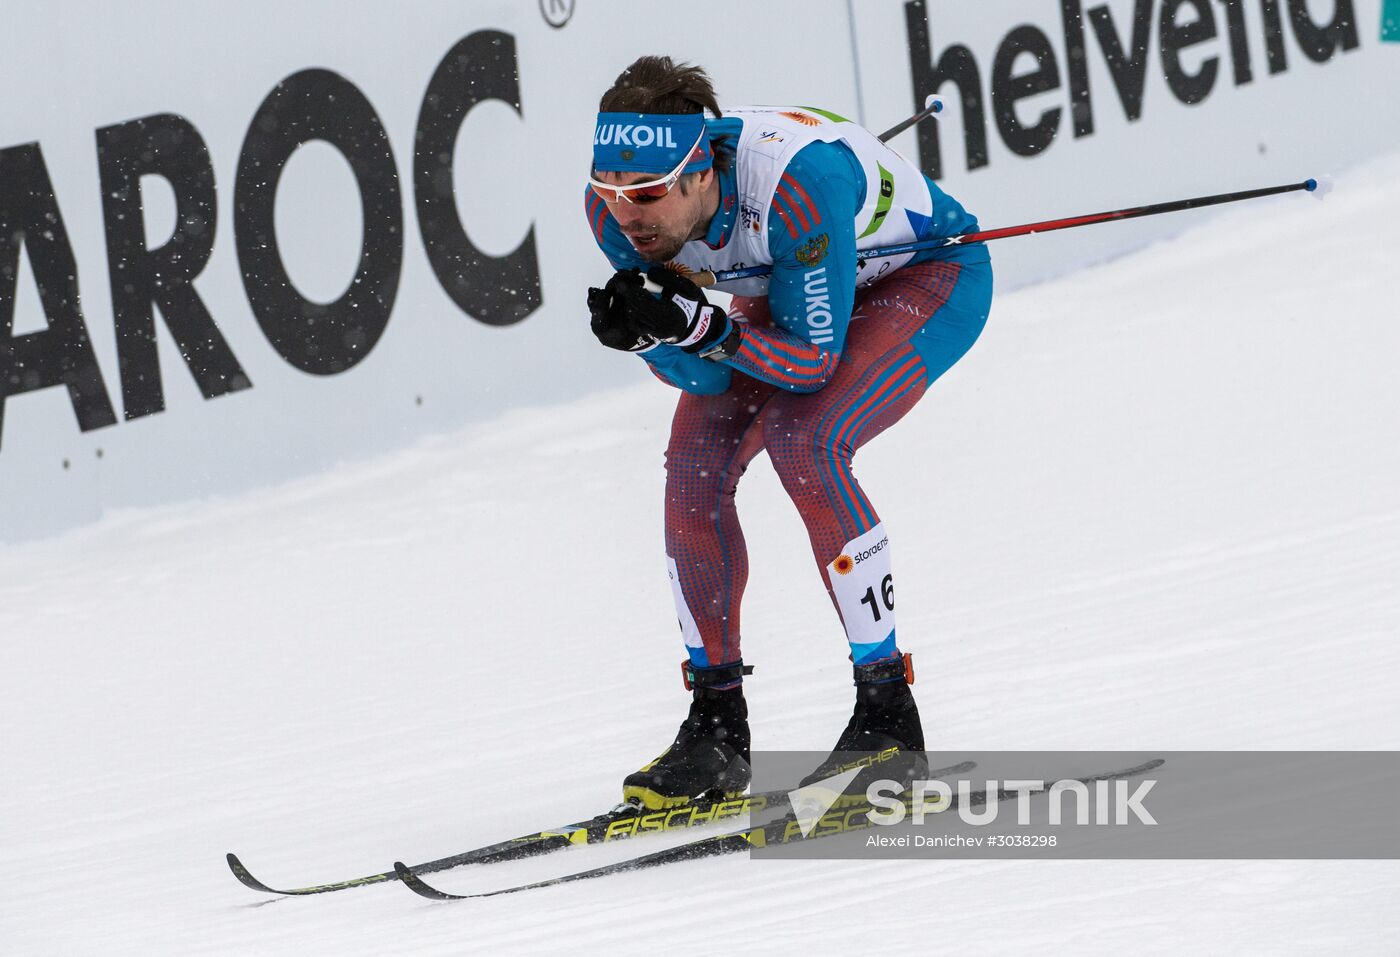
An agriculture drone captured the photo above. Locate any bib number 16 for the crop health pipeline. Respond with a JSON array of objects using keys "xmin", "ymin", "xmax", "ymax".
[{"xmin": 860, "ymin": 574, "xmax": 894, "ymax": 621}]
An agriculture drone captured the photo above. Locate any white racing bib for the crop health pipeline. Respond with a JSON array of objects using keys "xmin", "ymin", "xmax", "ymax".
[
  {"xmin": 676, "ymin": 106, "xmax": 934, "ymax": 297},
  {"xmin": 825, "ymin": 523, "xmax": 896, "ymax": 663}
]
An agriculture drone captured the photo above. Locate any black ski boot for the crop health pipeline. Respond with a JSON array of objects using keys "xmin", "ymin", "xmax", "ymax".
[
  {"xmin": 801, "ymin": 654, "xmax": 928, "ymax": 792},
  {"xmin": 622, "ymin": 661, "xmax": 752, "ymax": 810}
]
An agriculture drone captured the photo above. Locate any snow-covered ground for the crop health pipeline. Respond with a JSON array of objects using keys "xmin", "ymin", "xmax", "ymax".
[{"xmin": 3, "ymin": 153, "xmax": 1399, "ymax": 955}]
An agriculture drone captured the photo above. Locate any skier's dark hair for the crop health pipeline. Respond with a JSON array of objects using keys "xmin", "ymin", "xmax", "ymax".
[
  {"xmin": 599, "ymin": 56, "xmax": 732, "ymax": 174},
  {"xmin": 599, "ymin": 56, "xmax": 720, "ymax": 117}
]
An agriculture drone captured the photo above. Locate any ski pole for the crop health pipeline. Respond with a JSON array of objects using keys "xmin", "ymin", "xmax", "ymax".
[
  {"xmin": 693, "ymin": 177, "xmax": 1325, "ymax": 288},
  {"xmin": 878, "ymin": 96, "xmax": 943, "ymax": 142}
]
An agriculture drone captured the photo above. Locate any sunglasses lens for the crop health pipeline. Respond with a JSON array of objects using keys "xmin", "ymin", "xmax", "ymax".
[
  {"xmin": 625, "ymin": 182, "xmax": 673, "ymax": 201},
  {"xmin": 589, "ymin": 172, "xmax": 677, "ymax": 204}
]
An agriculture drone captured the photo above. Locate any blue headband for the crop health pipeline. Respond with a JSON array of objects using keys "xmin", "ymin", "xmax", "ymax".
[{"xmin": 592, "ymin": 112, "xmax": 713, "ymax": 174}]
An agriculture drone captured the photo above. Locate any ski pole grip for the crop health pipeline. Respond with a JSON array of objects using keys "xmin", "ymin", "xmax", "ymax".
[{"xmin": 691, "ymin": 269, "xmax": 718, "ymax": 289}]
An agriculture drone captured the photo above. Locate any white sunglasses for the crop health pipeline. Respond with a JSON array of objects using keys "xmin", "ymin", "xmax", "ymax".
[{"xmin": 587, "ymin": 127, "xmax": 708, "ymax": 204}]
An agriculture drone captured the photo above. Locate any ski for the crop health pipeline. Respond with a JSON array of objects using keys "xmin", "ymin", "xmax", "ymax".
[
  {"xmin": 226, "ymin": 792, "xmax": 784, "ymax": 897},
  {"xmin": 226, "ymin": 759, "xmax": 976, "ymax": 897},
  {"xmin": 393, "ymin": 758, "xmax": 1165, "ymax": 901}
]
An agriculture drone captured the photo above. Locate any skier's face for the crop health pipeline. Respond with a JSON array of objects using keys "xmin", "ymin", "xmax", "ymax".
[{"xmin": 594, "ymin": 168, "xmax": 715, "ymax": 263}]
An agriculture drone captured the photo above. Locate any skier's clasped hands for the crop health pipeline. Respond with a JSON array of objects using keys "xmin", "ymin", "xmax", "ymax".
[{"xmin": 587, "ymin": 267, "xmax": 731, "ymax": 355}]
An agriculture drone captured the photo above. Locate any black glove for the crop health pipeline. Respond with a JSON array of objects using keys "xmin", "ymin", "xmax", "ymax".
[
  {"xmin": 614, "ymin": 266, "xmax": 730, "ymax": 354},
  {"xmin": 587, "ymin": 271, "xmax": 652, "ymax": 352}
]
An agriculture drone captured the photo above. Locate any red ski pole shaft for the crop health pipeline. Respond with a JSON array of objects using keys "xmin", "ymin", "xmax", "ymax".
[
  {"xmin": 693, "ymin": 178, "xmax": 1321, "ymax": 288},
  {"xmin": 955, "ymin": 178, "xmax": 1318, "ymax": 244}
]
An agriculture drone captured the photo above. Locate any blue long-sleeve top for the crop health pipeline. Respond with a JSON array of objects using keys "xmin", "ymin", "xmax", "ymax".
[{"xmin": 585, "ymin": 127, "xmax": 982, "ymax": 396}]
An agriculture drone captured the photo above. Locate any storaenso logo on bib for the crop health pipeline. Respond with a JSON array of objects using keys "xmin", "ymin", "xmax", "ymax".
[
  {"xmin": 854, "ymin": 536, "xmax": 889, "ymax": 563},
  {"xmin": 904, "ymin": 0, "xmax": 1363, "ymax": 178}
]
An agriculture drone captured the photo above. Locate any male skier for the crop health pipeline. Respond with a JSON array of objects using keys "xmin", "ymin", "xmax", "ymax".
[{"xmin": 584, "ymin": 57, "xmax": 993, "ymax": 809}]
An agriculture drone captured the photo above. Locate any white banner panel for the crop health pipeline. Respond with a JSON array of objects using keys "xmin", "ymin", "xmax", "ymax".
[
  {"xmin": 2, "ymin": 0, "xmax": 1397, "ymax": 540},
  {"xmin": 857, "ymin": 0, "xmax": 1400, "ymax": 286}
]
